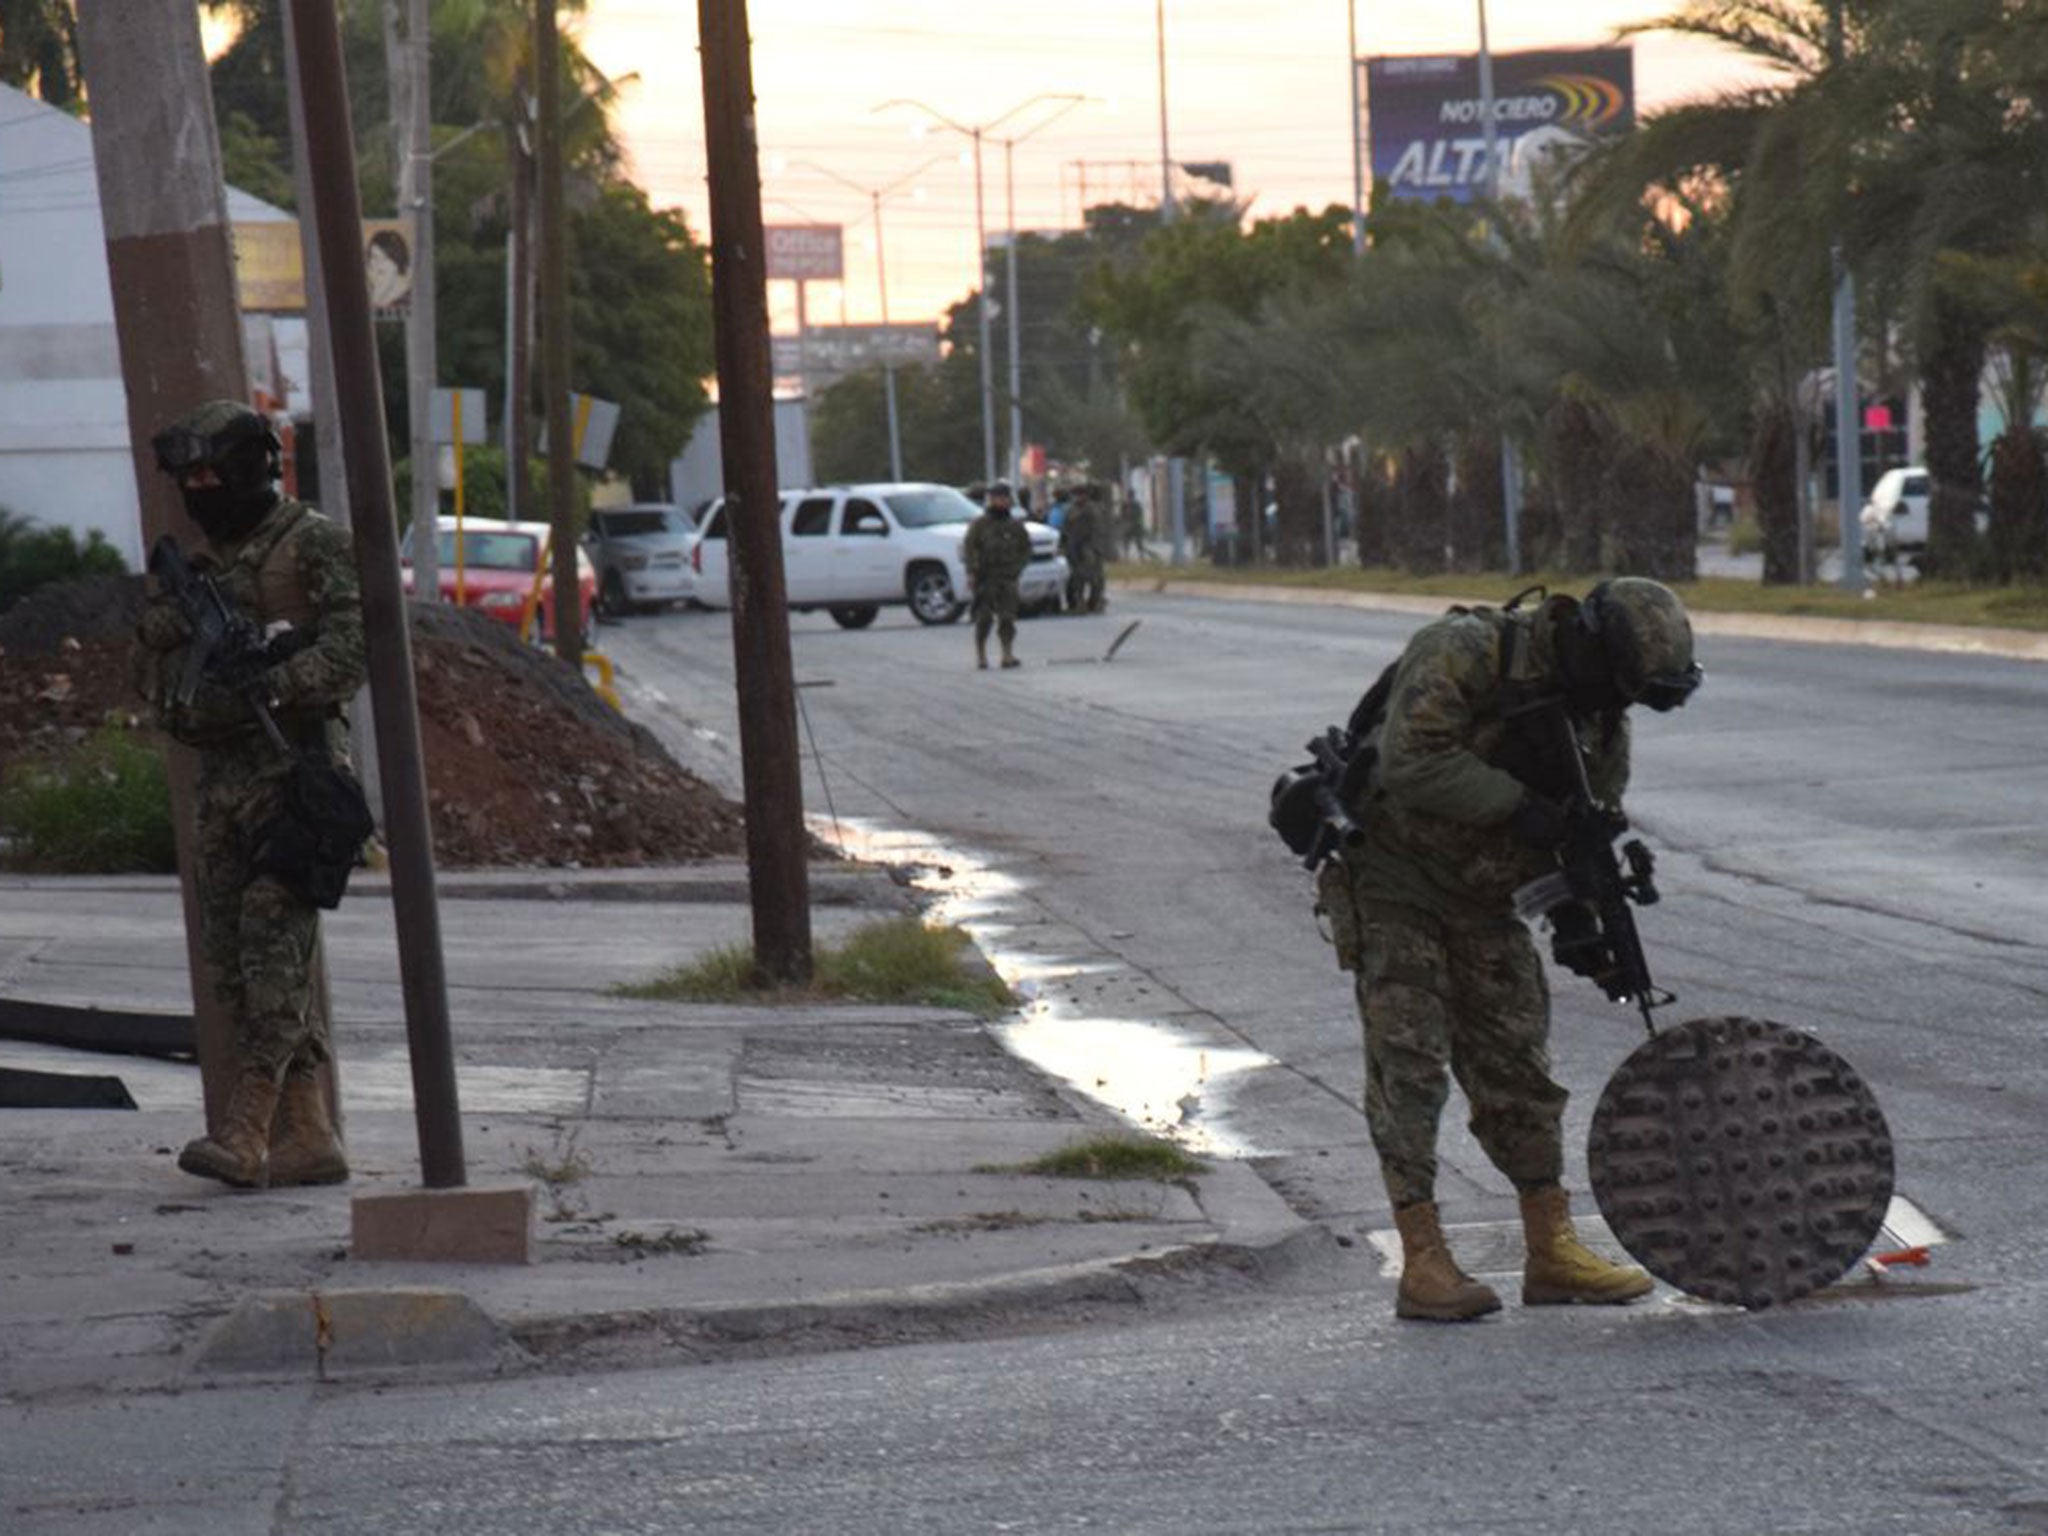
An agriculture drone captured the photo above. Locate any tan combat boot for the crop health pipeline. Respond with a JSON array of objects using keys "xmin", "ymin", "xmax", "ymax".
[
  {"xmin": 268, "ymin": 1069, "xmax": 349, "ymax": 1186},
  {"xmin": 1519, "ymin": 1183, "xmax": 1655, "ymax": 1305},
  {"xmin": 999, "ymin": 642, "xmax": 1020, "ymax": 669},
  {"xmin": 1393, "ymin": 1201, "xmax": 1502, "ymax": 1321},
  {"xmin": 177, "ymin": 1070, "xmax": 284, "ymax": 1189}
]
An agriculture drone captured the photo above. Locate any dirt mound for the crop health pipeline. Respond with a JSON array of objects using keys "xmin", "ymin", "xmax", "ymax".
[{"xmin": 0, "ymin": 576, "xmax": 747, "ymax": 869}]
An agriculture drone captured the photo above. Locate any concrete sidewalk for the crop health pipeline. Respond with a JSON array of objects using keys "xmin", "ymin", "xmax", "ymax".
[{"xmin": 0, "ymin": 862, "xmax": 1312, "ymax": 1396}]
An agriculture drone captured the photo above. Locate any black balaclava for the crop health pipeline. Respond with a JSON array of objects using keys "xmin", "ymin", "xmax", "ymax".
[{"xmin": 182, "ymin": 437, "xmax": 278, "ymax": 544}]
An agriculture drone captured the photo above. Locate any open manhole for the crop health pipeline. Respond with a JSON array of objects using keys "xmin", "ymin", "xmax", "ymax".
[{"xmin": 1588, "ymin": 1016, "xmax": 1895, "ymax": 1309}]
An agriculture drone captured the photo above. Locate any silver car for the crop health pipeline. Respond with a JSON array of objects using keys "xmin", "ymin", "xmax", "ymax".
[{"xmin": 584, "ymin": 503, "xmax": 697, "ymax": 616}]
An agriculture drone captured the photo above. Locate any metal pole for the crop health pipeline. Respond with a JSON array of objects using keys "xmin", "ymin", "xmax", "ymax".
[
  {"xmin": 1004, "ymin": 138, "xmax": 1022, "ymax": 488},
  {"xmin": 700, "ymin": 0, "xmax": 814, "ymax": 985},
  {"xmin": 502, "ymin": 225, "xmax": 517, "ymax": 517},
  {"xmin": 1156, "ymin": 0, "xmax": 1173, "ymax": 222},
  {"xmin": 1830, "ymin": 0, "xmax": 1864, "ymax": 588},
  {"xmin": 535, "ymin": 0, "xmax": 581, "ymax": 664},
  {"xmin": 971, "ymin": 128, "xmax": 996, "ymax": 484},
  {"xmin": 397, "ymin": 0, "xmax": 440, "ymax": 601},
  {"xmin": 1475, "ymin": 0, "xmax": 1520, "ymax": 572},
  {"xmin": 282, "ymin": 0, "xmax": 380, "ymax": 843},
  {"xmin": 875, "ymin": 190, "xmax": 904, "ymax": 481},
  {"xmin": 288, "ymin": 0, "xmax": 465, "ymax": 1188},
  {"xmin": 1349, "ymin": 0, "xmax": 1365, "ymax": 256}
]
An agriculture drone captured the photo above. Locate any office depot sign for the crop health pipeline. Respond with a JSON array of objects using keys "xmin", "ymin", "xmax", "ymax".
[{"xmin": 764, "ymin": 224, "xmax": 844, "ymax": 282}]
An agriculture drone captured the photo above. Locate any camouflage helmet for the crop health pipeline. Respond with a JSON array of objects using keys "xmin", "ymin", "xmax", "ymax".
[
  {"xmin": 151, "ymin": 399, "xmax": 280, "ymax": 493},
  {"xmin": 1583, "ymin": 577, "xmax": 1702, "ymax": 711}
]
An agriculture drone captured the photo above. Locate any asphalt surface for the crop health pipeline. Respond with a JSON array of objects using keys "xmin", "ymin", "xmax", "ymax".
[{"xmin": 0, "ymin": 577, "xmax": 2039, "ymax": 1409}]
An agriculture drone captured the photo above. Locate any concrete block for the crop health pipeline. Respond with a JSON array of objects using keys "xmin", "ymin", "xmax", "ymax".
[
  {"xmin": 350, "ymin": 1184, "xmax": 534, "ymax": 1264},
  {"xmin": 194, "ymin": 1287, "xmax": 507, "ymax": 1375}
]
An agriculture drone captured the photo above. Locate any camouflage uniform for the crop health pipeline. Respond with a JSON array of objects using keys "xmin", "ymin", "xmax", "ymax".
[
  {"xmin": 136, "ymin": 498, "xmax": 367, "ymax": 1088},
  {"xmin": 1324, "ymin": 596, "xmax": 1629, "ymax": 1208},
  {"xmin": 1062, "ymin": 493, "xmax": 1106, "ymax": 613},
  {"xmin": 962, "ymin": 504, "xmax": 1032, "ymax": 664}
]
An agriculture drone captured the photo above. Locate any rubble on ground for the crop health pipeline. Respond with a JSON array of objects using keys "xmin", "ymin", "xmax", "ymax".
[{"xmin": 0, "ymin": 576, "xmax": 747, "ymax": 869}]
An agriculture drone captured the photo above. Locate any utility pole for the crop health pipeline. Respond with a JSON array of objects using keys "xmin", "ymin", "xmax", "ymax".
[
  {"xmin": 1349, "ymin": 0, "xmax": 1366, "ymax": 256},
  {"xmin": 1475, "ymin": 0, "xmax": 1522, "ymax": 573},
  {"xmin": 505, "ymin": 105, "xmax": 536, "ymax": 524},
  {"xmin": 387, "ymin": 0, "xmax": 440, "ymax": 602},
  {"xmin": 535, "ymin": 0, "xmax": 581, "ymax": 665},
  {"xmin": 1830, "ymin": 0, "xmax": 1865, "ymax": 588},
  {"xmin": 1004, "ymin": 140, "xmax": 1022, "ymax": 486},
  {"xmin": 288, "ymin": 0, "xmax": 467, "ymax": 1189},
  {"xmin": 74, "ymin": 0, "xmax": 259, "ymax": 1132},
  {"xmin": 1156, "ymin": 0, "xmax": 1174, "ymax": 223},
  {"xmin": 972, "ymin": 126, "xmax": 995, "ymax": 485},
  {"xmin": 793, "ymin": 155, "xmax": 955, "ymax": 482},
  {"xmin": 993, "ymin": 97, "xmax": 1090, "ymax": 491},
  {"xmin": 700, "ymin": 0, "xmax": 814, "ymax": 985}
]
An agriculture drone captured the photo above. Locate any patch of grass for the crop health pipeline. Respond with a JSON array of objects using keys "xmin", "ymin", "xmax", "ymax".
[
  {"xmin": 990, "ymin": 1133, "xmax": 1209, "ymax": 1183},
  {"xmin": 612, "ymin": 1226, "xmax": 709, "ymax": 1257},
  {"xmin": 614, "ymin": 915, "xmax": 1016, "ymax": 1017},
  {"xmin": 519, "ymin": 1128, "xmax": 596, "ymax": 1223},
  {"xmin": 913, "ymin": 1211, "xmax": 1052, "ymax": 1235},
  {"xmin": 0, "ymin": 727, "xmax": 176, "ymax": 873},
  {"xmin": 1107, "ymin": 561, "xmax": 2048, "ymax": 634}
]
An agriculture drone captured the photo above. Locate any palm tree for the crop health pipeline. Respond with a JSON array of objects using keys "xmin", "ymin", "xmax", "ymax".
[{"xmin": 0, "ymin": 0, "xmax": 82, "ymax": 107}]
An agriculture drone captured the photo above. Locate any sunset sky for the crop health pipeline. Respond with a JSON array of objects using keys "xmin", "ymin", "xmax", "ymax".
[{"xmin": 577, "ymin": 2, "xmax": 1773, "ymax": 333}]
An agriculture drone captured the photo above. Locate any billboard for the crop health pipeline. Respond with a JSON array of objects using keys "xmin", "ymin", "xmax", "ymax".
[
  {"xmin": 764, "ymin": 224, "xmax": 844, "ymax": 282},
  {"xmin": 1362, "ymin": 47, "xmax": 1633, "ymax": 205},
  {"xmin": 231, "ymin": 216, "xmax": 416, "ymax": 313}
]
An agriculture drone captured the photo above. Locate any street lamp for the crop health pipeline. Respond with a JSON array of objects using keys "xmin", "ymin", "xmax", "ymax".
[
  {"xmin": 995, "ymin": 95, "xmax": 1092, "ymax": 487},
  {"xmin": 876, "ymin": 92, "xmax": 1091, "ymax": 487},
  {"xmin": 792, "ymin": 155, "xmax": 955, "ymax": 482}
]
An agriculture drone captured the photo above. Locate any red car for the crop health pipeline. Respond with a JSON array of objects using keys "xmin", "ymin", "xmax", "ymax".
[{"xmin": 401, "ymin": 517, "xmax": 596, "ymax": 641}]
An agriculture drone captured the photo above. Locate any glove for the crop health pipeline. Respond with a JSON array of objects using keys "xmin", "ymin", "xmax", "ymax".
[
  {"xmin": 135, "ymin": 596, "xmax": 192, "ymax": 653},
  {"xmin": 1508, "ymin": 792, "xmax": 1571, "ymax": 850},
  {"xmin": 1549, "ymin": 901, "xmax": 1619, "ymax": 988}
]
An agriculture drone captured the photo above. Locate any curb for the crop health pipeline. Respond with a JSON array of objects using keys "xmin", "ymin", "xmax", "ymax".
[
  {"xmin": 192, "ymin": 1286, "xmax": 521, "ymax": 1378},
  {"xmin": 1115, "ymin": 577, "xmax": 2048, "ymax": 663}
]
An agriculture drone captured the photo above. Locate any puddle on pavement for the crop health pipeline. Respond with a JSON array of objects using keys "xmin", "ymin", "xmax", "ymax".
[{"xmin": 815, "ymin": 817, "xmax": 1276, "ymax": 1158}]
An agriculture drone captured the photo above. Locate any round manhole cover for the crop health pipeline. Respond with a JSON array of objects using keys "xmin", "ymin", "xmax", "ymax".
[{"xmin": 1588, "ymin": 1016, "xmax": 1894, "ymax": 1309}]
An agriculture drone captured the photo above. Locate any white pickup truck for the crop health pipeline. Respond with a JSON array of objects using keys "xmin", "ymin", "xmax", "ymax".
[{"xmin": 690, "ymin": 482, "xmax": 1069, "ymax": 628}]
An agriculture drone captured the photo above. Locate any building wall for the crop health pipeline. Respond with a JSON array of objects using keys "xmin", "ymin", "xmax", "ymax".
[{"xmin": 0, "ymin": 84, "xmax": 290, "ymax": 571}]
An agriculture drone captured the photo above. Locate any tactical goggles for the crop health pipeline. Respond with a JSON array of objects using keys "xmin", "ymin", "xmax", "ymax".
[
  {"xmin": 1633, "ymin": 663, "xmax": 1703, "ymax": 712},
  {"xmin": 151, "ymin": 415, "xmax": 267, "ymax": 476}
]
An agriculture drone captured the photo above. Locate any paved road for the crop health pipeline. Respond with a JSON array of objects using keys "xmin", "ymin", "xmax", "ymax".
[
  {"xmin": 611, "ymin": 591, "xmax": 2048, "ymax": 1248},
  {"xmin": 18, "ymin": 589, "xmax": 2037, "ymax": 1535}
]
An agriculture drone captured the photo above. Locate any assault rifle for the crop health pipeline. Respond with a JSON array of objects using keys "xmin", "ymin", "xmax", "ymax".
[
  {"xmin": 147, "ymin": 535, "xmax": 308, "ymax": 755},
  {"xmin": 146, "ymin": 534, "xmax": 373, "ymax": 911},
  {"xmin": 1508, "ymin": 697, "xmax": 1674, "ymax": 1036}
]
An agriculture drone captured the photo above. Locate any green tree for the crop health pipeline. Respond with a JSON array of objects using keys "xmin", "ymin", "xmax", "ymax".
[
  {"xmin": 0, "ymin": 0, "xmax": 82, "ymax": 108},
  {"xmin": 1086, "ymin": 203, "xmax": 1354, "ymax": 560}
]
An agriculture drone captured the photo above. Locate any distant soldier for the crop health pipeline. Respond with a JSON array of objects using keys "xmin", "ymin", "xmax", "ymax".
[
  {"xmin": 1062, "ymin": 483, "xmax": 1108, "ymax": 614},
  {"xmin": 961, "ymin": 479, "xmax": 1031, "ymax": 670},
  {"xmin": 132, "ymin": 400, "xmax": 368, "ymax": 1189}
]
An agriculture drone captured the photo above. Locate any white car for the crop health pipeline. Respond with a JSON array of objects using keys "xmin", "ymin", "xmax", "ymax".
[
  {"xmin": 1859, "ymin": 467, "xmax": 1931, "ymax": 556},
  {"xmin": 1859, "ymin": 466, "xmax": 1988, "ymax": 559},
  {"xmin": 583, "ymin": 503, "xmax": 696, "ymax": 616},
  {"xmin": 691, "ymin": 483, "xmax": 1069, "ymax": 628}
]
